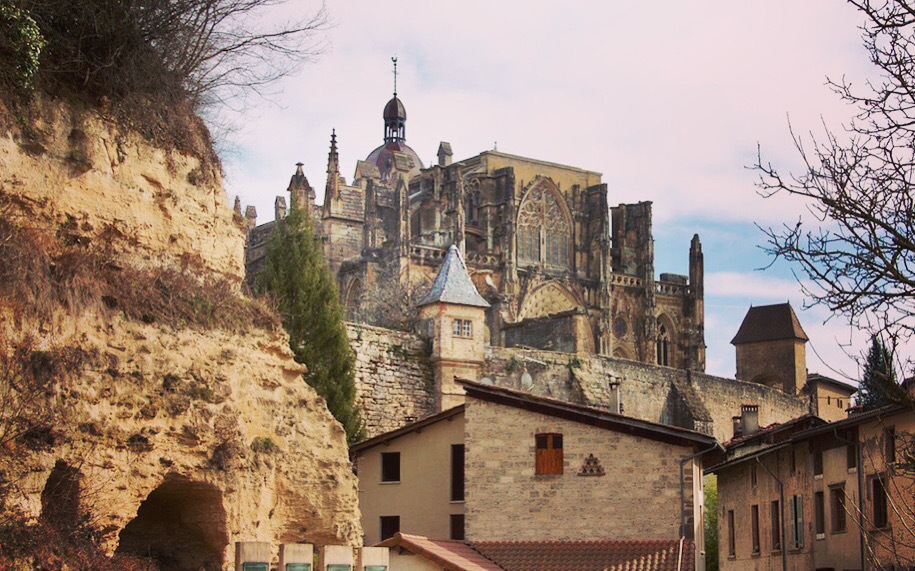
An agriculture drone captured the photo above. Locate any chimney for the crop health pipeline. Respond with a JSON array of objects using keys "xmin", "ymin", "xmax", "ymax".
[
  {"xmin": 275, "ymin": 196, "xmax": 287, "ymax": 220},
  {"xmin": 608, "ymin": 377, "xmax": 621, "ymax": 414},
  {"xmin": 732, "ymin": 416, "xmax": 742, "ymax": 439},
  {"xmin": 244, "ymin": 205, "xmax": 257, "ymax": 230},
  {"xmin": 741, "ymin": 403, "xmax": 760, "ymax": 435}
]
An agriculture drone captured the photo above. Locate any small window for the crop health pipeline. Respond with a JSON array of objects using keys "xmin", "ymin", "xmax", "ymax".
[
  {"xmin": 790, "ymin": 448, "xmax": 797, "ymax": 473},
  {"xmin": 771, "ymin": 500, "xmax": 781, "ymax": 551},
  {"xmin": 815, "ymin": 491, "xmax": 825, "ymax": 536},
  {"xmin": 449, "ymin": 514, "xmax": 465, "ymax": 540},
  {"xmin": 727, "ymin": 509, "xmax": 736, "ymax": 557},
  {"xmin": 837, "ymin": 398, "xmax": 843, "ymax": 408},
  {"xmin": 453, "ymin": 319, "xmax": 472, "ymax": 339},
  {"xmin": 827, "ymin": 395, "xmax": 831, "ymax": 405},
  {"xmin": 885, "ymin": 427, "xmax": 896, "ymax": 464},
  {"xmin": 381, "ymin": 452, "xmax": 400, "ymax": 483},
  {"xmin": 535, "ymin": 433, "xmax": 563, "ymax": 474},
  {"xmin": 872, "ymin": 476, "xmax": 889, "ymax": 528},
  {"xmin": 813, "ymin": 450, "xmax": 823, "ymax": 477},
  {"xmin": 831, "ymin": 485, "xmax": 847, "ymax": 532},
  {"xmin": 847, "ymin": 444, "xmax": 857, "ymax": 470},
  {"xmin": 750, "ymin": 464, "xmax": 758, "ymax": 487},
  {"xmin": 451, "ymin": 444, "xmax": 465, "ymax": 502},
  {"xmin": 380, "ymin": 516, "xmax": 400, "ymax": 541},
  {"xmin": 751, "ymin": 504, "xmax": 760, "ymax": 554}
]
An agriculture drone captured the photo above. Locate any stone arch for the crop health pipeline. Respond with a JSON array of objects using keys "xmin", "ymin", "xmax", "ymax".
[
  {"xmin": 656, "ymin": 313, "xmax": 676, "ymax": 367},
  {"xmin": 116, "ymin": 473, "xmax": 228, "ymax": 571},
  {"xmin": 612, "ymin": 346, "xmax": 631, "ymax": 360},
  {"xmin": 341, "ymin": 276, "xmax": 363, "ymax": 321},
  {"xmin": 516, "ymin": 178, "xmax": 572, "ymax": 269},
  {"xmin": 519, "ymin": 281, "xmax": 579, "ymax": 320}
]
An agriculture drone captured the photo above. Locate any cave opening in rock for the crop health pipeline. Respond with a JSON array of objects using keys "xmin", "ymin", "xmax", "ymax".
[{"xmin": 116, "ymin": 473, "xmax": 229, "ymax": 571}]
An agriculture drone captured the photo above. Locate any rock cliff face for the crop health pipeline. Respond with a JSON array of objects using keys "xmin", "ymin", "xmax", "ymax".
[{"xmin": 0, "ymin": 98, "xmax": 361, "ymax": 570}]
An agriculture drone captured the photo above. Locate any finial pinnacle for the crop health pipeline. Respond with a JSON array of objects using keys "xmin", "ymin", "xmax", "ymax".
[{"xmin": 392, "ymin": 56, "xmax": 398, "ymax": 96}]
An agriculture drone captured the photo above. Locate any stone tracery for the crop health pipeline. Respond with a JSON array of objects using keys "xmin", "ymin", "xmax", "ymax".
[{"xmin": 518, "ymin": 180, "xmax": 570, "ymax": 269}]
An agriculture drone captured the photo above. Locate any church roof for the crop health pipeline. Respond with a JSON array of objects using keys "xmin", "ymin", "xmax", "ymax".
[
  {"xmin": 418, "ymin": 245, "xmax": 490, "ymax": 308},
  {"xmin": 383, "ymin": 95, "xmax": 407, "ymax": 120},
  {"xmin": 730, "ymin": 302, "xmax": 808, "ymax": 345}
]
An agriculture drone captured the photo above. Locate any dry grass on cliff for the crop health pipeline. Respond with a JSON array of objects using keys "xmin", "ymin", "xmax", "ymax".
[{"xmin": 0, "ymin": 203, "xmax": 279, "ymax": 332}]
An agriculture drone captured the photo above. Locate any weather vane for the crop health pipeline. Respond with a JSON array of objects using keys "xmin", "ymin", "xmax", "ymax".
[{"xmin": 392, "ymin": 56, "xmax": 398, "ymax": 96}]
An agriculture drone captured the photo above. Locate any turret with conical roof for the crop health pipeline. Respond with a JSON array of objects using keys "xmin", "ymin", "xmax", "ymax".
[{"xmin": 419, "ymin": 245, "xmax": 490, "ymax": 411}]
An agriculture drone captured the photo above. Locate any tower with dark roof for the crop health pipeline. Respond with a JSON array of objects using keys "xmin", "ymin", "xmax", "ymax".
[{"xmin": 731, "ymin": 302, "xmax": 809, "ymax": 394}]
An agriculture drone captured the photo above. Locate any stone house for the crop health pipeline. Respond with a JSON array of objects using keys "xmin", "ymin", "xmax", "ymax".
[
  {"xmin": 350, "ymin": 380, "xmax": 719, "ymax": 571},
  {"xmin": 709, "ymin": 402, "xmax": 915, "ymax": 570}
]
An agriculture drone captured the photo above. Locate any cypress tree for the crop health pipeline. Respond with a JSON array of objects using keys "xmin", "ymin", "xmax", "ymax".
[
  {"xmin": 255, "ymin": 204, "xmax": 363, "ymax": 443},
  {"xmin": 857, "ymin": 336, "xmax": 902, "ymax": 411}
]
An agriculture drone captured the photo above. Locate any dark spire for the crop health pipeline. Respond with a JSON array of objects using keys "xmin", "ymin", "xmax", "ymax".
[{"xmin": 383, "ymin": 57, "xmax": 407, "ymax": 143}]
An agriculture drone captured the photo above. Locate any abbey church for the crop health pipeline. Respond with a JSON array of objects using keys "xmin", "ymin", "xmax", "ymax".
[{"xmin": 244, "ymin": 87, "xmax": 706, "ymax": 372}]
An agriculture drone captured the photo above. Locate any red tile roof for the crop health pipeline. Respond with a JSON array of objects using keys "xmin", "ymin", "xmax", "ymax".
[
  {"xmin": 473, "ymin": 539, "xmax": 695, "ymax": 571},
  {"xmin": 376, "ymin": 533, "xmax": 504, "ymax": 571}
]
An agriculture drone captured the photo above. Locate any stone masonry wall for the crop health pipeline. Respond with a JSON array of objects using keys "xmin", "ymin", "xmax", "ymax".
[
  {"xmin": 347, "ymin": 323, "xmax": 435, "ymax": 438},
  {"xmin": 483, "ymin": 347, "xmax": 811, "ymax": 442},
  {"xmin": 464, "ymin": 396, "xmax": 691, "ymax": 541}
]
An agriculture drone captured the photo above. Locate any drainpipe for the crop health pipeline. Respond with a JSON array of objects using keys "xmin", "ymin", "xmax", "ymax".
[
  {"xmin": 833, "ymin": 427, "xmax": 866, "ymax": 571},
  {"xmin": 679, "ymin": 443, "xmax": 722, "ymax": 537},
  {"xmin": 756, "ymin": 456, "xmax": 787, "ymax": 571},
  {"xmin": 676, "ymin": 535, "xmax": 685, "ymax": 571}
]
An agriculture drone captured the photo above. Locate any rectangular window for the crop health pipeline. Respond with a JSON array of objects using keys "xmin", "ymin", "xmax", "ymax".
[
  {"xmin": 449, "ymin": 514, "xmax": 465, "ymax": 540},
  {"xmin": 873, "ymin": 476, "xmax": 889, "ymax": 528},
  {"xmin": 535, "ymin": 433, "xmax": 563, "ymax": 474},
  {"xmin": 790, "ymin": 494, "xmax": 804, "ymax": 549},
  {"xmin": 379, "ymin": 516, "xmax": 400, "ymax": 541},
  {"xmin": 750, "ymin": 464, "xmax": 758, "ymax": 487},
  {"xmin": 790, "ymin": 448, "xmax": 797, "ymax": 473},
  {"xmin": 815, "ymin": 491, "xmax": 825, "ymax": 537},
  {"xmin": 452, "ymin": 319, "xmax": 472, "ymax": 338},
  {"xmin": 886, "ymin": 427, "xmax": 896, "ymax": 464},
  {"xmin": 831, "ymin": 485, "xmax": 846, "ymax": 532},
  {"xmin": 450, "ymin": 444, "xmax": 465, "ymax": 502},
  {"xmin": 813, "ymin": 450, "xmax": 823, "ymax": 477},
  {"xmin": 847, "ymin": 444, "xmax": 857, "ymax": 470},
  {"xmin": 751, "ymin": 504, "xmax": 760, "ymax": 554},
  {"xmin": 381, "ymin": 452, "xmax": 401, "ymax": 483},
  {"xmin": 771, "ymin": 500, "xmax": 781, "ymax": 551},
  {"xmin": 727, "ymin": 509, "xmax": 736, "ymax": 557}
]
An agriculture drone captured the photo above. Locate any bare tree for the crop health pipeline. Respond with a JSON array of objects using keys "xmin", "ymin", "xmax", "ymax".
[
  {"xmin": 10, "ymin": 0, "xmax": 328, "ymax": 109},
  {"xmin": 754, "ymin": 0, "xmax": 915, "ymax": 355}
]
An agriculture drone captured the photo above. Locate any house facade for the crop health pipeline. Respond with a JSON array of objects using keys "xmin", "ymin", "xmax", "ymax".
[
  {"xmin": 710, "ymin": 403, "xmax": 915, "ymax": 571},
  {"xmin": 351, "ymin": 381, "xmax": 719, "ymax": 570}
]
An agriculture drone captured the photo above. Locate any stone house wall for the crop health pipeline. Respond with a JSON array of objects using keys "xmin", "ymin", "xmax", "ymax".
[
  {"xmin": 463, "ymin": 396, "xmax": 693, "ymax": 542},
  {"xmin": 483, "ymin": 347, "xmax": 810, "ymax": 442},
  {"xmin": 347, "ymin": 323, "xmax": 435, "ymax": 438}
]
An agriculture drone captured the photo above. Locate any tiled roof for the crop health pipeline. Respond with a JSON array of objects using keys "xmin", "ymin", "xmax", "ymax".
[
  {"xmin": 459, "ymin": 379, "xmax": 719, "ymax": 449},
  {"xmin": 418, "ymin": 245, "xmax": 490, "ymax": 308},
  {"xmin": 349, "ymin": 405, "xmax": 464, "ymax": 455},
  {"xmin": 473, "ymin": 539, "xmax": 695, "ymax": 571},
  {"xmin": 805, "ymin": 373, "xmax": 858, "ymax": 395},
  {"xmin": 721, "ymin": 413, "xmax": 821, "ymax": 448},
  {"xmin": 730, "ymin": 302, "xmax": 808, "ymax": 345},
  {"xmin": 376, "ymin": 533, "xmax": 504, "ymax": 571}
]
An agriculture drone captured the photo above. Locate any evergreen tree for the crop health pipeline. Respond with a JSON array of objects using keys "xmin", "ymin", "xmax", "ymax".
[
  {"xmin": 255, "ymin": 204, "xmax": 363, "ymax": 443},
  {"xmin": 857, "ymin": 336, "xmax": 902, "ymax": 411}
]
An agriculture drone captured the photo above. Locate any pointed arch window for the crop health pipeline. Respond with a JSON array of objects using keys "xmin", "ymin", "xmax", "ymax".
[
  {"xmin": 518, "ymin": 184, "xmax": 569, "ymax": 268},
  {"xmin": 657, "ymin": 323, "xmax": 670, "ymax": 366}
]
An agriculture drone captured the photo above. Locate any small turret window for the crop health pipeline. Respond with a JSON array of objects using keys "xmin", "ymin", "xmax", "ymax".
[
  {"xmin": 657, "ymin": 324, "xmax": 670, "ymax": 366},
  {"xmin": 453, "ymin": 319, "xmax": 472, "ymax": 338}
]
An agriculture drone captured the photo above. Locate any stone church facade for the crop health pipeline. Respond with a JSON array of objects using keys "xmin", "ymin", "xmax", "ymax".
[{"xmin": 244, "ymin": 89, "xmax": 706, "ymax": 372}]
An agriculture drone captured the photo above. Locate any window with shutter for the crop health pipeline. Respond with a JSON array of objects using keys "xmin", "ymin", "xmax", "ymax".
[{"xmin": 535, "ymin": 433, "xmax": 563, "ymax": 474}]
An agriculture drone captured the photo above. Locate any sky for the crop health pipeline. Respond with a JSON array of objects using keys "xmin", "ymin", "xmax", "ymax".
[{"xmin": 222, "ymin": 1, "xmax": 879, "ymax": 381}]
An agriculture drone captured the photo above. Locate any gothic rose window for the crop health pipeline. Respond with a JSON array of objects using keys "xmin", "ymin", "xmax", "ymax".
[{"xmin": 518, "ymin": 184, "xmax": 569, "ymax": 268}]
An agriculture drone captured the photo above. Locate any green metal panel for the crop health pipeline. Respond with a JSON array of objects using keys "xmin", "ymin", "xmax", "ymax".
[
  {"xmin": 327, "ymin": 565, "xmax": 351, "ymax": 571},
  {"xmin": 242, "ymin": 564, "xmax": 269, "ymax": 571},
  {"xmin": 364, "ymin": 565, "xmax": 387, "ymax": 571},
  {"xmin": 286, "ymin": 564, "xmax": 311, "ymax": 571}
]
